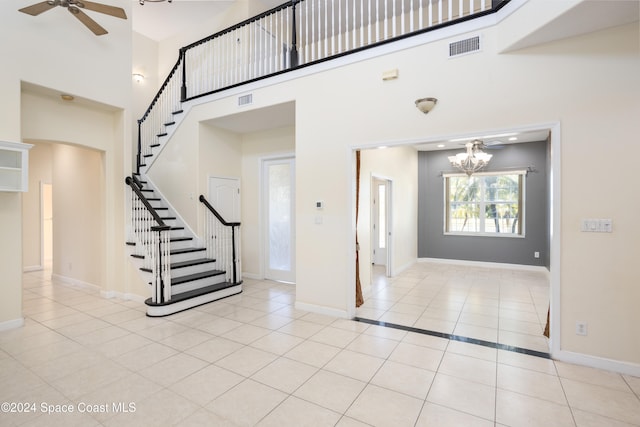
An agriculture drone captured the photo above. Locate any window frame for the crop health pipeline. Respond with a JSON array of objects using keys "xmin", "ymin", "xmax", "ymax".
[{"xmin": 443, "ymin": 170, "xmax": 526, "ymax": 238}]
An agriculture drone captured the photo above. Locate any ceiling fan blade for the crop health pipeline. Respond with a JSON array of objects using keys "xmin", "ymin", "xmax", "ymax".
[
  {"xmin": 69, "ymin": 7, "xmax": 108, "ymax": 35},
  {"xmin": 19, "ymin": 1, "xmax": 57, "ymax": 16},
  {"xmin": 76, "ymin": 0, "xmax": 127, "ymax": 19}
]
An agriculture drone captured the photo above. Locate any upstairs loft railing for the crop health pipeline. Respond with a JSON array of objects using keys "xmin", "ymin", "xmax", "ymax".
[
  {"xmin": 125, "ymin": 175, "xmax": 172, "ymax": 304},
  {"xmin": 136, "ymin": 0, "xmax": 509, "ymax": 172}
]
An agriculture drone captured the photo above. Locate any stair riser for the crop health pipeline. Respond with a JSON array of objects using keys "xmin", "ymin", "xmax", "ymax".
[
  {"xmin": 172, "ymin": 275, "xmax": 226, "ymax": 294},
  {"xmin": 170, "ymin": 250, "xmax": 207, "ymax": 264},
  {"xmin": 172, "ymin": 262, "xmax": 217, "ymax": 277},
  {"xmin": 170, "ymin": 240, "xmax": 195, "ymax": 251}
]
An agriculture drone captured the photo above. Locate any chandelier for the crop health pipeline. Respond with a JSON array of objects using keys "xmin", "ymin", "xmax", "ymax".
[{"xmin": 448, "ymin": 140, "xmax": 492, "ymax": 176}]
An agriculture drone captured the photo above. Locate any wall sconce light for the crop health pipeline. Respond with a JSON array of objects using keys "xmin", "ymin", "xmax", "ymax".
[
  {"xmin": 132, "ymin": 73, "xmax": 145, "ymax": 84},
  {"xmin": 415, "ymin": 97, "xmax": 438, "ymax": 114},
  {"xmin": 60, "ymin": 94, "xmax": 75, "ymax": 101}
]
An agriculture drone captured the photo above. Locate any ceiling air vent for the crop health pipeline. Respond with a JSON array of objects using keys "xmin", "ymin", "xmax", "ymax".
[
  {"xmin": 449, "ymin": 36, "xmax": 481, "ymax": 58},
  {"xmin": 238, "ymin": 93, "xmax": 253, "ymax": 107}
]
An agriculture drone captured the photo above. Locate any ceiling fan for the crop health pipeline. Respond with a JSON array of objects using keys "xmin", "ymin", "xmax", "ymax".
[{"xmin": 19, "ymin": 0, "xmax": 127, "ymax": 36}]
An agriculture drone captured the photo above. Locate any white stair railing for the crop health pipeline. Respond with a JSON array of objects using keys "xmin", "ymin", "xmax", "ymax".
[
  {"xmin": 126, "ymin": 176, "xmax": 172, "ymax": 303},
  {"xmin": 200, "ymin": 195, "xmax": 242, "ymax": 285}
]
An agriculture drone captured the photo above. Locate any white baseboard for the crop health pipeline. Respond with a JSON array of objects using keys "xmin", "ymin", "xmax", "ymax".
[
  {"xmin": 52, "ymin": 274, "xmax": 101, "ymax": 292},
  {"xmin": 418, "ymin": 257, "xmax": 549, "ymax": 273},
  {"xmin": 553, "ymin": 349, "xmax": 640, "ymax": 377},
  {"xmin": 23, "ymin": 265, "xmax": 43, "ymax": 272},
  {"xmin": 295, "ymin": 301, "xmax": 349, "ymax": 319},
  {"xmin": 0, "ymin": 317, "xmax": 25, "ymax": 331}
]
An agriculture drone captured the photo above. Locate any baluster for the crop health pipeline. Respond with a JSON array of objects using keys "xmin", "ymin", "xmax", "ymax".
[
  {"xmin": 448, "ymin": 0, "xmax": 452, "ymax": 21},
  {"xmin": 392, "ymin": 0, "xmax": 396, "ymax": 37},
  {"xmin": 338, "ymin": 0, "xmax": 342, "ymax": 52},
  {"xmin": 438, "ymin": 0, "xmax": 442, "ymax": 23},
  {"xmin": 352, "ymin": 0, "xmax": 356, "ymax": 49},
  {"xmin": 410, "ymin": 0, "xmax": 414, "ymax": 32}
]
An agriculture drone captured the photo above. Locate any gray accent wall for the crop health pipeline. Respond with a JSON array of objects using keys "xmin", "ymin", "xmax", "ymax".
[{"xmin": 418, "ymin": 140, "xmax": 549, "ymax": 267}]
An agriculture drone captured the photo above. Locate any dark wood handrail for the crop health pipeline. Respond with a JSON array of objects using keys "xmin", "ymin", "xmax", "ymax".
[
  {"xmin": 125, "ymin": 176, "xmax": 167, "ymax": 227},
  {"xmin": 199, "ymin": 195, "xmax": 241, "ymax": 227}
]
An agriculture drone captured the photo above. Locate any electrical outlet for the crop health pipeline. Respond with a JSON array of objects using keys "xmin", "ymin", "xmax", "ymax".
[
  {"xmin": 575, "ymin": 321, "xmax": 588, "ymax": 336},
  {"xmin": 534, "ymin": 251, "xmax": 540, "ymax": 259}
]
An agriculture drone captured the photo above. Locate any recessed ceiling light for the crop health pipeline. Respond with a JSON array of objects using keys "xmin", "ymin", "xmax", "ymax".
[
  {"xmin": 60, "ymin": 94, "xmax": 74, "ymax": 101},
  {"xmin": 509, "ymin": 137, "xmax": 518, "ymax": 141},
  {"xmin": 378, "ymin": 146, "xmax": 388, "ymax": 149},
  {"xmin": 437, "ymin": 144, "xmax": 445, "ymax": 148}
]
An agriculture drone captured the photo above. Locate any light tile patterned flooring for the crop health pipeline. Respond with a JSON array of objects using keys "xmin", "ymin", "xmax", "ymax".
[
  {"xmin": 358, "ymin": 263, "xmax": 551, "ymax": 354},
  {"xmin": 0, "ymin": 266, "xmax": 638, "ymax": 426}
]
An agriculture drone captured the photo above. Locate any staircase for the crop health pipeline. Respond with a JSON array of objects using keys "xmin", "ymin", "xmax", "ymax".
[{"xmin": 125, "ymin": 103, "xmax": 242, "ymax": 317}]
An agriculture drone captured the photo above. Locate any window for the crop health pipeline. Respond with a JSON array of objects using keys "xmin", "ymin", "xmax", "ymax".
[{"xmin": 444, "ymin": 171, "xmax": 525, "ymax": 236}]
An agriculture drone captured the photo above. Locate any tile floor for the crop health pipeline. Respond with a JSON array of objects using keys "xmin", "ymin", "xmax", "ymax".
[
  {"xmin": 0, "ymin": 266, "xmax": 639, "ymax": 426},
  {"xmin": 358, "ymin": 262, "xmax": 551, "ymax": 353}
]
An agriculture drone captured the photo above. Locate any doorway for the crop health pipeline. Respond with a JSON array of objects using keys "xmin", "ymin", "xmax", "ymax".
[
  {"xmin": 41, "ymin": 182, "xmax": 53, "ymax": 268},
  {"xmin": 371, "ymin": 177, "xmax": 391, "ymax": 277},
  {"xmin": 263, "ymin": 157, "xmax": 295, "ymax": 283}
]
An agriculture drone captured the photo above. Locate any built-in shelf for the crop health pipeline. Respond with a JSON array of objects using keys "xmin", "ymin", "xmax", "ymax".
[{"xmin": 0, "ymin": 141, "xmax": 33, "ymax": 192}]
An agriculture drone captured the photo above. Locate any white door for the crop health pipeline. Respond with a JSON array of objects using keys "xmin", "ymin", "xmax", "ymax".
[
  {"xmin": 208, "ymin": 177, "xmax": 240, "ymax": 222},
  {"xmin": 372, "ymin": 178, "xmax": 388, "ymax": 266},
  {"xmin": 263, "ymin": 158, "xmax": 295, "ymax": 283}
]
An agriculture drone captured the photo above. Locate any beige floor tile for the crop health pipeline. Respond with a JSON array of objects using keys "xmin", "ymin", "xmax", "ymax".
[
  {"xmin": 572, "ymin": 408, "xmax": 639, "ymax": 427},
  {"xmin": 402, "ymin": 331, "xmax": 449, "ymax": 351},
  {"xmin": 438, "ymin": 352, "xmax": 497, "ymax": 386},
  {"xmin": 323, "ymin": 349, "xmax": 385, "ymax": 382},
  {"xmin": 497, "ymin": 349, "xmax": 556, "ymax": 375},
  {"xmin": 495, "ymin": 389, "xmax": 574, "ymax": 427},
  {"xmin": 389, "ymin": 342, "xmax": 444, "ymax": 371},
  {"xmin": 346, "ymin": 384, "xmax": 424, "ymax": 427},
  {"xmin": 498, "ymin": 330, "xmax": 548, "ymax": 353},
  {"xmin": 207, "ymin": 379, "xmax": 287, "ymax": 426},
  {"xmin": 294, "ymin": 369, "xmax": 366, "ymax": 413},
  {"xmin": 623, "ymin": 374, "xmax": 640, "ymax": 396},
  {"xmin": 362, "ymin": 324, "xmax": 407, "ymax": 341},
  {"xmin": 346, "ymin": 333, "xmax": 400, "ymax": 358},
  {"xmin": 114, "ymin": 342, "xmax": 178, "ymax": 372},
  {"xmin": 277, "ymin": 319, "xmax": 326, "ymax": 338},
  {"xmin": 497, "ymin": 363, "xmax": 566, "ymax": 404},
  {"xmin": 309, "ymin": 326, "xmax": 360, "ymax": 348},
  {"xmin": 257, "ymin": 396, "xmax": 341, "ymax": 427},
  {"xmin": 370, "ymin": 360, "xmax": 435, "ymax": 399},
  {"xmin": 184, "ymin": 336, "xmax": 244, "ymax": 363},
  {"xmin": 221, "ymin": 323, "xmax": 272, "ymax": 345},
  {"xmin": 335, "ymin": 416, "xmax": 371, "ymax": 426},
  {"xmin": 416, "ymin": 402, "xmax": 494, "ymax": 427},
  {"xmin": 446, "ymin": 339, "xmax": 497, "ymax": 362},
  {"xmin": 378, "ymin": 311, "xmax": 421, "ymax": 326},
  {"xmin": 158, "ymin": 327, "xmax": 213, "ymax": 351},
  {"xmin": 138, "ymin": 352, "xmax": 208, "ymax": 387},
  {"xmin": 249, "ymin": 313, "xmax": 294, "ymax": 330},
  {"xmin": 555, "ymin": 361, "xmax": 633, "ymax": 392},
  {"xmin": 196, "ymin": 316, "xmax": 243, "ymax": 335},
  {"xmin": 427, "ymin": 373, "xmax": 496, "ymax": 421},
  {"xmin": 170, "ymin": 364, "xmax": 244, "ymax": 406},
  {"xmin": 413, "ymin": 317, "xmax": 456, "ymax": 334},
  {"xmin": 284, "ymin": 340, "xmax": 341, "ymax": 368},
  {"xmin": 250, "ymin": 330, "xmax": 305, "ymax": 355},
  {"xmin": 49, "ymin": 359, "xmax": 130, "ymax": 400},
  {"xmin": 454, "ymin": 323, "xmax": 498, "ymax": 343},
  {"xmin": 561, "ymin": 377, "xmax": 640, "ymax": 425},
  {"xmin": 179, "ymin": 408, "xmax": 242, "ymax": 427},
  {"xmin": 215, "ymin": 345, "xmax": 278, "ymax": 377},
  {"xmin": 251, "ymin": 357, "xmax": 318, "ymax": 393},
  {"xmin": 104, "ymin": 388, "xmax": 199, "ymax": 427}
]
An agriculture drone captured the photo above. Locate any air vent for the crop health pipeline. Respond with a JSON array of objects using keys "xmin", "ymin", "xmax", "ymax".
[
  {"xmin": 449, "ymin": 36, "xmax": 481, "ymax": 58},
  {"xmin": 238, "ymin": 93, "xmax": 253, "ymax": 106}
]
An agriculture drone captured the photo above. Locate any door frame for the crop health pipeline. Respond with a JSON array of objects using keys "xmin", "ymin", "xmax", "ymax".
[
  {"xmin": 370, "ymin": 174, "xmax": 392, "ymax": 277},
  {"xmin": 261, "ymin": 154, "xmax": 296, "ymax": 283}
]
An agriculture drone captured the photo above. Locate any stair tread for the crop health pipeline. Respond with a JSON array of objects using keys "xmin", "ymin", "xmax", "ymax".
[
  {"xmin": 172, "ymin": 269, "xmax": 225, "ymax": 285},
  {"xmin": 157, "ymin": 133, "xmax": 168, "ymax": 137},
  {"xmin": 145, "ymin": 281, "xmax": 241, "ymax": 307},
  {"xmin": 170, "ymin": 236, "xmax": 192, "ymax": 242},
  {"xmin": 171, "ymin": 258, "xmax": 215, "ymax": 269},
  {"xmin": 165, "ymin": 121, "xmax": 176, "ymax": 126},
  {"xmin": 172, "ymin": 110, "xmax": 184, "ymax": 115}
]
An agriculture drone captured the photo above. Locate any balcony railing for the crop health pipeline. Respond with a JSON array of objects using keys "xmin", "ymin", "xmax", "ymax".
[{"xmin": 137, "ymin": 0, "xmax": 508, "ymax": 172}]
